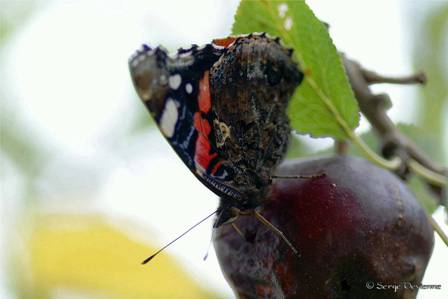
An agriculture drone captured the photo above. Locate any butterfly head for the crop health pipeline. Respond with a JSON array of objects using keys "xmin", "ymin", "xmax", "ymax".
[{"xmin": 211, "ymin": 35, "xmax": 303, "ymax": 104}]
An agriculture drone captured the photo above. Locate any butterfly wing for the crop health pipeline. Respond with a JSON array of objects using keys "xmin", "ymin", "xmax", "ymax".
[{"xmin": 129, "ymin": 44, "xmax": 243, "ymax": 200}]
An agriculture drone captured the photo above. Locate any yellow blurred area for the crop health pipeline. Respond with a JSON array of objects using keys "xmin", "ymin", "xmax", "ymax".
[{"xmin": 13, "ymin": 213, "xmax": 217, "ymax": 299}]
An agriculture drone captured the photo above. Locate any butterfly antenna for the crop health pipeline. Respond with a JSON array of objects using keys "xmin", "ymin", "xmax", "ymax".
[
  {"xmin": 253, "ymin": 210, "xmax": 299, "ymax": 256},
  {"xmin": 142, "ymin": 210, "xmax": 218, "ymax": 264}
]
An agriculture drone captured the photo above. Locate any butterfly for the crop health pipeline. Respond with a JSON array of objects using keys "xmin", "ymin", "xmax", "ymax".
[{"xmin": 129, "ymin": 33, "xmax": 303, "ymax": 227}]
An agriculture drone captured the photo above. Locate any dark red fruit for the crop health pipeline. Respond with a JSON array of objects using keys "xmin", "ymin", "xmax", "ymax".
[{"xmin": 214, "ymin": 156, "xmax": 434, "ymax": 299}]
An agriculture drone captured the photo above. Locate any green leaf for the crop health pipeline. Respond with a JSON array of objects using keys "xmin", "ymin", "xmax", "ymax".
[{"xmin": 232, "ymin": 0, "xmax": 360, "ymax": 139}]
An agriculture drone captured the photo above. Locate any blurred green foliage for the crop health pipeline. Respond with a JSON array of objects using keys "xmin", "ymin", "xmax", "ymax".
[
  {"xmin": 413, "ymin": 3, "xmax": 448, "ymax": 164},
  {"xmin": 0, "ymin": 1, "xmax": 37, "ymax": 44},
  {"xmin": 1, "ymin": 0, "xmax": 48, "ymax": 199}
]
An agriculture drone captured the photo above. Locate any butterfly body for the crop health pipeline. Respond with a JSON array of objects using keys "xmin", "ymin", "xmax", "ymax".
[{"xmin": 129, "ymin": 34, "xmax": 303, "ymax": 226}]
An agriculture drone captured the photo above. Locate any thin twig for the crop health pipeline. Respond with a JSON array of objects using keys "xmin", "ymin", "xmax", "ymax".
[
  {"xmin": 428, "ymin": 216, "xmax": 448, "ymax": 247},
  {"xmin": 362, "ymin": 70, "xmax": 427, "ymax": 85},
  {"xmin": 335, "ymin": 139, "xmax": 349, "ymax": 155},
  {"xmin": 342, "ymin": 55, "xmax": 447, "ymax": 202},
  {"xmin": 409, "ymin": 160, "xmax": 448, "ymax": 187}
]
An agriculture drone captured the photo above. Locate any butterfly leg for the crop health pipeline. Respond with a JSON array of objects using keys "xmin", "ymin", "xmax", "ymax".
[
  {"xmin": 214, "ymin": 206, "xmax": 241, "ymax": 228},
  {"xmin": 231, "ymin": 223, "xmax": 245, "ymax": 238},
  {"xmin": 252, "ymin": 210, "xmax": 299, "ymax": 256}
]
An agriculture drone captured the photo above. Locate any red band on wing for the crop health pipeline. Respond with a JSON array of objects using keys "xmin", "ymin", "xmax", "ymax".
[
  {"xmin": 198, "ymin": 71, "xmax": 212, "ymax": 113},
  {"xmin": 193, "ymin": 112, "xmax": 211, "ymax": 135},
  {"xmin": 212, "ymin": 37, "xmax": 237, "ymax": 48},
  {"xmin": 195, "ymin": 134, "xmax": 218, "ymax": 172},
  {"xmin": 194, "ymin": 71, "xmax": 224, "ymax": 175},
  {"xmin": 194, "ymin": 112, "xmax": 215, "ymax": 172}
]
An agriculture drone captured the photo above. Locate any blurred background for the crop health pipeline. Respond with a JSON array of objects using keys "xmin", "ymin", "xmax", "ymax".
[{"xmin": 1, "ymin": 0, "xmax": 447, "ymax": 298}]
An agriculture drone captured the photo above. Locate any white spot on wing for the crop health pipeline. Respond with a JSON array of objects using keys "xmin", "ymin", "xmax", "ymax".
[
  {"xmin": 169, "ymin": 74, "xmax": 182, "ymax": 90},
  {"xmin": 185, "ymin": 83, "xmax": 193, "ymax": 94},
  {"xmin": 284, "ymin": 17, "xmax": 293, "ymax": 30},
  {"xmin": 159, "ymin": 98, "xmax": 178, "ymax": 137},
  {"xmin": 278, "ymin": 3, "xmax": 288, "ymax": 18}
]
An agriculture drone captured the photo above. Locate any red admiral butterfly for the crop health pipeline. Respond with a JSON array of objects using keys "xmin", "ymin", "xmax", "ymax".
[{"xmin": 129, "ymin": 33, "xmax": 303, "ymax": 229}]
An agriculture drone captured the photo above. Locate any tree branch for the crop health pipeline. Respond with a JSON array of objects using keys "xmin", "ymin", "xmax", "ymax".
[{"xmin": 342, "ymin": 55, "xmax": 447, "ymax": 205}]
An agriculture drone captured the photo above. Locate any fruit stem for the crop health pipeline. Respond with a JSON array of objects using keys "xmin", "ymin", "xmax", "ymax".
[
  {"xmin": 349, "ymin": 132, "xmax": 447, "ymax": 187},
  {"xmin": 335, "ymin": 139, "xmax": 349, "ymax": 155},
  {"xmin": 348, "ymin": 131, "xmax": 402, "ymax": 171},
  {"xmin": 408, "ymin": 160, "xmax": 448, "ymax": 187},
  {"xmin": 428, "ymin": 216, "xmax": 448, "ymax": 247}
]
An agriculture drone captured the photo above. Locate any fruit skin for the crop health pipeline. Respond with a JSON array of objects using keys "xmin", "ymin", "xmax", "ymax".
[{"xmin": 214, "ymin": 156, "xmax": 434, "ymax": 299}]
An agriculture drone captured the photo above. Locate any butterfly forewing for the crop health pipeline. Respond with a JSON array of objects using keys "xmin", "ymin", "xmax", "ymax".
[{"xmin": 129, "ymin": 44, "xmax": 243, "ymax": 200}]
